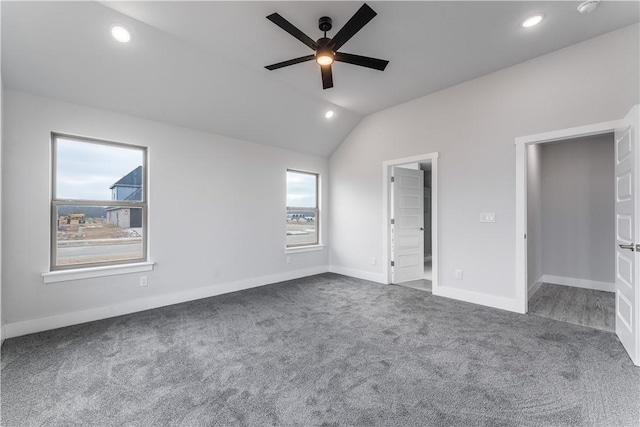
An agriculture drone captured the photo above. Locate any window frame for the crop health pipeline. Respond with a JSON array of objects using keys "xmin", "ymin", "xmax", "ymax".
[
  {"xmin": 286, "ymin": 169, "xmax": 320, "ymax": 248},
  {"xmin": 50, "ymin": 132, "xmax": 148, "ymax": 271}
]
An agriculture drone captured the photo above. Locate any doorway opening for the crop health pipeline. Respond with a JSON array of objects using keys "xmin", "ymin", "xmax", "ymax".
[
  {"xmin": 382, "ymin": 153, "xmax": 439, "ymax": 293},
  {"xmin": 525, "ymin": 133, "xmax": 615, "ymax": 332},
  {"xmin": 516, "ymin": 107, "xmax": 639, "ymax": 366},
  {"xmin": 515, "ymin": 120, "xmax": 622, "ymax": 313}
]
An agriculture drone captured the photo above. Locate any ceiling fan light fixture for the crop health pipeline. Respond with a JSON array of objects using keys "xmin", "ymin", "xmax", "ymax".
[{"xmin": 316, "ymin": 49, "xmax": 334, "ymax": 66}]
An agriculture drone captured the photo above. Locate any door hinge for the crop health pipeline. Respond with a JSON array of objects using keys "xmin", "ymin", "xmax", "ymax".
[
  {"xmin": 391, "ymin": 261, "xmax": 395, "ymax": 267},
  {"xmin": 524, "ymin": 234, "xmax": 527, "ymax": 239},
  {"xmin": 390, "ymin": 219, "xmax": 395, "ymax": 225},
  {"xmin": 390, "ymin": 176, "xmax": 395, "ymax": 183}
]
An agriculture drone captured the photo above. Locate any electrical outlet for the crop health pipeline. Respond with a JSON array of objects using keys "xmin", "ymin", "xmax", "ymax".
[
  {"xmin": 140, "ymin": 276, "xmax": 148, "ymax": 287},
  {"xmin": 480, "ymin": 212, "xmax": 496, "ymax": 223},
  {"xmin": 286, "ymin": 256, "xmax": 291, "ymax": 264},
  {"xmin": 455, "ymin": 270, "xmax": 463, "ymax": 279},
  {"xmin": 372, "ymin": 257, "xmax": 377, "ymax": 265}
]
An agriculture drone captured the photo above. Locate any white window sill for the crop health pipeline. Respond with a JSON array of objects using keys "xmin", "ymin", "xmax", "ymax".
[
  {"xmin": 285, "ymin": 245, "xmax": 325, "ymax": 254},
  {"xmin": 42, "ymin": 261, "xmax": 155, "ymax": 284}
]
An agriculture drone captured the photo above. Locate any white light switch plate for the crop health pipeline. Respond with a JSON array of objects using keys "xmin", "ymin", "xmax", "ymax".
[{"xmin": 480, "ymin": 212, "xmax": 496, "ymax": 223}]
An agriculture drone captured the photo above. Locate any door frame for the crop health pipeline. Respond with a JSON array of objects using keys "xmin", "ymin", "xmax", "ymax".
[
  {"xmin": 383, "ymin": 152, "xmax": 439, "ymax": 290},
  {"xmin": 514, "ymin": 119, "xmax": 622, "ymax": 314}
]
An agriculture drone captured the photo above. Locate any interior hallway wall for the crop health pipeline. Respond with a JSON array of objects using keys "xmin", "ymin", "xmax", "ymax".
[
  {"xmin": 329, "ymin": 25, "xmax": 639, "ymax": 310},
  {"xmin": 540, "ymin": 134, "xmax": 615, "ymax": 289},
  {"xmin": 423, "ymin": 169, "xmax": 432, "ymax": 258}
]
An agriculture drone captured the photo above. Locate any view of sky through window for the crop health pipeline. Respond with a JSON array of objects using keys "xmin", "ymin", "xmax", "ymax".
[
  {"xmin": 286, "ymin": 171, "xmax": 317, "ymax": 207},
  {"xmin": 56, "ymin": 137, "xmax": 143, "ymax": 200}
]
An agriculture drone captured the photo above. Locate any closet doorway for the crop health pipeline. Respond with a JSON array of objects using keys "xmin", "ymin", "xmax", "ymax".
[
  {"xmin": 515, "ymin": 106, "xmax": 640, "ymax": 366},
  {"xmin": 526, "ymin": 133, "xmax": 615, "ymax": 332}
]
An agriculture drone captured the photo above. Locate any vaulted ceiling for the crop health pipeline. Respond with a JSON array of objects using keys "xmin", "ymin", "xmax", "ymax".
[{"xmin": 2, "ymin": 1, "xmax": 638, "ymax": 157}]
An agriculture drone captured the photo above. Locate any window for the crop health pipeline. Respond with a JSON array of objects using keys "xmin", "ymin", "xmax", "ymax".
[
  {"xmin": 286, "ymin": 170, "xmax": 319, "ymax": 247},
  {"xmin": 51, "ymin": 134, "xmax": 147, "ymax": 270}
]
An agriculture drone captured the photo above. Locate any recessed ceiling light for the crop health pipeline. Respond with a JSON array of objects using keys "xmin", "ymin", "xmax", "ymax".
[
  {"xmin": 110, "ymin": 25, "xmax": 131, "ymax": 43},
  {"xmin": 521, "ymin": 14, "xmax": 544, "ymax": 28},
  {"xmin": 325, "ymin": 110, "xmax": 335, "ymax": 119}
]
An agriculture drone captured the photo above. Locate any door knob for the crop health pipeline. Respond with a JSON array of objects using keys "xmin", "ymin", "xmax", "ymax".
[
  {"xmin": 420, "ymin": 227, "xmax": 424, "ymax": 231},
  {"xmin": 619, "ymin": 243, "xmax": 635, "ymax": 251}
]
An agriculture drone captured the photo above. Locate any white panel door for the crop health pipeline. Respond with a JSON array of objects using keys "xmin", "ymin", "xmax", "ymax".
[
  {"xmin": 615, "ymin": 105, "xmax": 640, "ymax": 366},
  {"xmin": 392, "ymin": 167, "xmax": 424, "ymax": 283}
]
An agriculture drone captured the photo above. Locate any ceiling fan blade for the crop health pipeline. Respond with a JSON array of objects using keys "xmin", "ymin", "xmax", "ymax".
[
  {"xmin": 334, "ymin": 52, "xmax": 389, "ymax": 71},
  {"xmin": 321, "ymin": 65, "xmax": 333, "ymax": 89},
  {"xmin": 265, "ymin": 55, "xmax": 315, "ymax": 70},
  {"xmin": 267, "ymin": 13, "xmax": 319, "ymax": 51},
  {"xmin": 329, "ymin": 3, "xmax": 377, "ymax": 51}
]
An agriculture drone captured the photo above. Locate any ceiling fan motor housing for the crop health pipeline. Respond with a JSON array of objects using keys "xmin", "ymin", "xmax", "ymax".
[
  {"xmin": 319, "ymin": 16, "xmax": 332, "ymax": 32},
  {"xmin": 315, "ymin": 39, "xmax": 334, "ymax": 66},
  {"xmin": 316, "ymin": 37, "xmax": 331, "ymax": 48}
]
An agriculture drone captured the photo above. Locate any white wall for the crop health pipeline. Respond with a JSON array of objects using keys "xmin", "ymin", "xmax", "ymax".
[
  {"xmin": 329, "ymin": 25, "xmax": 639, "ymax": 310},
  {"xmin": 2, "ymin": 90, "xmax": 329, "ymax": 336},
  {"xmin": 527, "ymin": 144, "xmax": 542, "ymax": 295},
  {"xmin": 540, "ymin": 134, "xmax": 615, "ymax": 289}
]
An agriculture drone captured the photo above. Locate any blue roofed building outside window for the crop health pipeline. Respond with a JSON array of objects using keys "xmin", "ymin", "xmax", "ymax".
[{"xmin": 107, "ymin": 166, "xmax": 143, "ymax": 229}]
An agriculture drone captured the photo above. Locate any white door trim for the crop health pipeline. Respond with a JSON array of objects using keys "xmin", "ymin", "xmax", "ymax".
[
  {"xmin": 383, "ymin": 152, "xmax": 439, "ymax": 291},
  {"xmin": 514, "ymin": 119, "xmax": 623, "ymax": 314}
]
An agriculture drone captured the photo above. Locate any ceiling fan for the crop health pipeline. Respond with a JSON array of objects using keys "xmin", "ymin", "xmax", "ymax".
[{"xmin": 265, "ymin": 3, "xmax": 389, "ymax": 90}]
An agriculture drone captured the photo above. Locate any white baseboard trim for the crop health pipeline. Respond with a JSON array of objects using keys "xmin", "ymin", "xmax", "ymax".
[
  {"xmin": 434, "ymin": 286, "xmax": 521, "ymax": 313},
  {"xmin": 540, "ymin": 274, "xmax": 614, "ymax": 293},
  {"xmin": 3, "ymin": 265, "xmax": 329, "ymax": 339},
  {"xmin": 528, "ymin": 276, "xmax": 544, "ymax": 300},
  {"xmin": 328, "ymin": 265, "xmax": 387, "ymax": 284}
]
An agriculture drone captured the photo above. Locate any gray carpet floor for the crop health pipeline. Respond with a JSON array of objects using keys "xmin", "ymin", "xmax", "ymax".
[{"xmin": 2, "ymin": 273, "xmax": 639, "ymax": 426}]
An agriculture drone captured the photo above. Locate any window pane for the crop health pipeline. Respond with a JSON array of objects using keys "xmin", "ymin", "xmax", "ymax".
[
  {"xmin": 286, "ymin": 171, "xmax": 317, "ymax": 208},
  {"xmin": 286, "ymin": 209, "xmax": 317, "ymax": 246},
  {"xmin": 55, "ymin": 205, "xmax": 143, "ymax": 267},
  {"xmin": 56, "ymin": 137, "xmax": 144, "ymax": 201}
]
